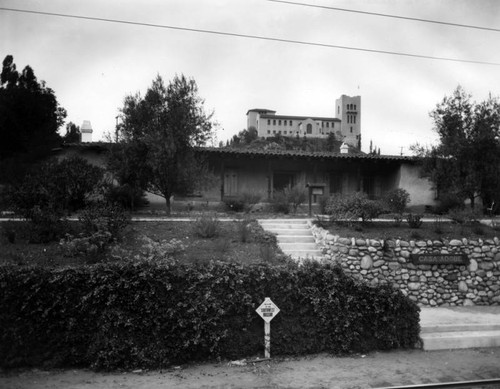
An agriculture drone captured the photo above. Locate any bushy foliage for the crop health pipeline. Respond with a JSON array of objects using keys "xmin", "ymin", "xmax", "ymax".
[
  {"xmin": 325, "ymin": 192, "xmax": 383, "ymax": 222},
  {"xmin": 0, "ymin": 55, "xmax": 66, "ymax": 183},
  {"xmin": 447, "ymin": 207, "xmax": 482, "ymax": 225},
  {"xmin": 383, "ymin": 189, "xmax": 410, "ymax": 215},
  {"xmin": 270, "ymin": 187, "xmax": 307, "ymax": 214},
  {"xmin": 60, "ymin": 202, "xmax": 130, "ymax": 258},
  {"xmin": 104, "ymin": 184, "xmax": 148, "ymax": 211},
  {"xmin": 8, "ymin": 156, "xmax": 103, "ymax": 216},
  {"xmin": 223, "ymin": 192, "xmax": 261, "ymax": 213},
  {"xmin": 138, "ymin": 236, "xmax": 185, "ymax": 263},
  {"xmin": 193, "ymin": 214, "xmax": 221, "ymax": 238},
  {"xmin": 270, "ymin": 190, "xmax": 291, "ymax": 214},
  {"xmin": 0, "ymin": 261, "xmax": 420, "ymax": 370},
  {"xmin": 406, "ymin": 213, "xmax": 423, "ymax": 229}
]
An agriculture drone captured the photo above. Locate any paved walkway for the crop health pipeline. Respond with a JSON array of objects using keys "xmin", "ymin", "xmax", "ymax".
[{"xmin": 421, "ymin": 306, "xmax": 500, "ymax": 327}]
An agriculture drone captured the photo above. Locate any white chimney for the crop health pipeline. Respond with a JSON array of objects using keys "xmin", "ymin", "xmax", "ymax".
[
  {"xmin": 340, "ymin": 142, "xmax": 349, "ymax": 154},
  {"xmin": 81, "ymin": 120, "xmax": 93, "ymax": 142}
]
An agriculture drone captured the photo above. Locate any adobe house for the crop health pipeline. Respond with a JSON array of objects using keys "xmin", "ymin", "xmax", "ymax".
[
  {"xmin": 198, "ymin": 147, "xmax": 435, "ymax": 210},
  {"xmin": 55, "ymin": 143, "xmax": 436, "ymax": 211}
]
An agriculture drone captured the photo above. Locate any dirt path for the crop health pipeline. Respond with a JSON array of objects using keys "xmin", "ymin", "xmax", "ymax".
[{"xmin": 2, "ymin": 348, "xmax": 500, "ymax": 389}]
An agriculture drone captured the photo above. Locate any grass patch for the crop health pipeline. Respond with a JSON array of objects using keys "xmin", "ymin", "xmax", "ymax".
[
  {"xmin": 322, "ymin": 220, "xmax": 499, "ymax": 241},
  {"xmin": 0, "ymin": 220, "xmax": 285, "ymax": 267}
]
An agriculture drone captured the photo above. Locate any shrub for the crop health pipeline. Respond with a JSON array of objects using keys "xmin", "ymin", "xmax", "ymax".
[
  {"xmin": 270, "ymin": 190, "xmax": 290, "ymax": 214},
  {"xmin": 223, "ymin": 197, "xmax": 246, "ymax": 212},
  {"xmin": 383, "ymin": 189, "xmax": 410, "ymax": 225},
  {"xmin": 285, "ymin": 186, "xmax": 307, "ymax": 214},
  {"xmin": 0, "ymin": 261, "xmax": 420, "ymax": 370},
  {"xmin": 104, "ymin": 184, "xmax": 148, "ymax": 211},
  {"xmin": 8, "ymin": 156, "xmax": 103, "ymax": 216},
  {"xmin": 270, "ymin": 186, "xmax": 307, "ymax": 214},
  {"xmin": 447, "ymin": 207, "xmax": 482, "ymax": 225},
  {"xmin": 238, "ymin": 219, "xmax": 252, "ymax": 243},
  {"xmin": 433, "ymin": 216, "xmax": 444, "ymax": 234},
  {"xmin": 79, "ymin": 202, "xmax": 130, "ymax": 240},
  {"xmin": 325, "ymin": 192, "xmax": 383, "ymax": 223},
  {"xmin": 434, "ymin": 193, "xmax": 465, "ymax": 214},
  {"xmin": 193, "ymin": 214, "xmax": 221, "ymax": 238},
  {"xmin": 60, "ymin": 202, "xmax": 130, "ymax": 257},
  {"xmin": 139, "ymin": 236, "xmax": 185, "ymax": 263},
  {"xmin": 223, "ymin": 192, "xmax": 261, "ymax": 213},
  {"xmin": 406, "ymin": 213, "xmax": 423, "ymax": 229},
  {"xmin": 27, "ymin": 206, "xmax": 68, "ymax": 243}
]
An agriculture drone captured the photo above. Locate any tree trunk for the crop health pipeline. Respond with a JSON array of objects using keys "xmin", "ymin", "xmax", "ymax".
[{"xmin": 165, "ymin": 195, "xmax": 171, "ymax": 216}]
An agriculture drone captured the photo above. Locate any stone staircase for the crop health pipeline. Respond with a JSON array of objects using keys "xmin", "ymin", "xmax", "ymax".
[
  {"xmin": 420, "ymin": 307, "xmax": 500, "ymax": 350},
  {"xmin": 258, "ymin": 219, "xmax": 323, "ymax": 260}
]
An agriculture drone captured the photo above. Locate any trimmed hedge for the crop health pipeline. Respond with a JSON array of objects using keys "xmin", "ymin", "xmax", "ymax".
[{"xmin": 0, "ymin": 261, "xmax": 420, "ymax": 370}]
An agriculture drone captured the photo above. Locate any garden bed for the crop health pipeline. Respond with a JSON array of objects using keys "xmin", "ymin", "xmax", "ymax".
[
  {"xmin": 0, "ymin": 219, "xmax": 285, "ymax": 267},
  {"xmin": 319, "ymin": 220, "xmax": 500, "ymax": 241}
]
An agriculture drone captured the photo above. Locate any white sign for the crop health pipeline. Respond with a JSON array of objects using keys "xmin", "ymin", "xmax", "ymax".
[{"xmin": 256, "ymin": 297, "xmax": 280, "ymax": 323}]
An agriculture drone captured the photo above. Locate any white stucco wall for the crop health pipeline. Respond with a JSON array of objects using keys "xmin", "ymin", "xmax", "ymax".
[{"xmin": 397, "ymin": 163, "xmax": 436, "ymax": 210}]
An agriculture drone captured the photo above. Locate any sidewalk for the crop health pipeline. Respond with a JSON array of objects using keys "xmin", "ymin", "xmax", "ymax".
[
  {"xmin": 1, "ymin": 348, "xmax": 499, "ymax": 389},
  {"xmin": 2, "ymin": 308, "xmax": 500, "ymax": 389}
]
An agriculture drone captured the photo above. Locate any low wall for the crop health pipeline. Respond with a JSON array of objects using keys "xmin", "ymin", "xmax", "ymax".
[{"xmin": 309, "ymin": 223, "xmax": 500, "ymax": 306}]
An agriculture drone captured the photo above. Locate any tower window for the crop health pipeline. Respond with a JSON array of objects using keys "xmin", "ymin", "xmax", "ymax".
[{"xmin": 350, "ymin": 127, "xmax": 353, "ymax": 133}]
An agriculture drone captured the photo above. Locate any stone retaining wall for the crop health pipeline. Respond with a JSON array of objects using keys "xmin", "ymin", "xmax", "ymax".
[{"xmin": 309, "ymin": 222, "xmax": 500, "ymax": 306}]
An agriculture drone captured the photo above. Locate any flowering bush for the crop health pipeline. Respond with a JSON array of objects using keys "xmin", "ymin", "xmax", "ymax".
[{"xmin": 325, "ymin": 192, "xmax": 383, "ymax": 222}]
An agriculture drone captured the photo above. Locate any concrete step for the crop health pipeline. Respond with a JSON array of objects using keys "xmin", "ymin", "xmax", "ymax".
[
  {"xmin": 265, "ymin": 228, "xmax": 312, "ymax": 236},
  {"xmin": 286, "ymin": 250, "xmax": 324, "ymax": 259},
  {"xmin": 421, "ymin": 330, "xmax": 500, "ymax": 350},
  {"xmin": 277, "ymin": 235, "xmax": 316, "ymax": 243},
  {"xmin": 259, "ymin": 223, "xmax": 309, "ymax": 230},
  {"xmin": 421, "ymin": 323, "xmax": 500, "ymax": 333},
  {"xmin": 279, "ymin": 242, "xmax": 319, "ymax": 250},
  {"xmin": 258, "ymin": 219, "xmax": 309, "ymax": 224}
]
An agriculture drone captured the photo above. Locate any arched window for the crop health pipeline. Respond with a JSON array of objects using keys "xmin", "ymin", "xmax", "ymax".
[{"xmin": 306, "ymin": 123, "xmax": 312, "ymax": 134}]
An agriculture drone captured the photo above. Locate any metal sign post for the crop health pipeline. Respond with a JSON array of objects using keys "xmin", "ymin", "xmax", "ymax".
[{"xmin": 256, "ymin": 297, "xmax": 280, "ymax": 359}]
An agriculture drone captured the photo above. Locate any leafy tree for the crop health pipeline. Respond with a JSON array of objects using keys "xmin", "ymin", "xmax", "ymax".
[
  {"xmin": 111, "ymin": 74, "xmax": 215, "ymax": 214},
  {"xmin": 8, "ymin": 156, "xmax": 104, "ymax": 216},
  {"xmin": 229, "ymin": 126, "xmax": 258, "ymax": 146},
  {"xmin": 419, "ymin": 87, "xmax": 500, "ymax": 210},
  {"xmin": 62, "ymin": 122, "xmax": 81, "ymax": 143},
  {"xmin": 0, "ymin": 55, "xmax": 66, "ymax": 183}
]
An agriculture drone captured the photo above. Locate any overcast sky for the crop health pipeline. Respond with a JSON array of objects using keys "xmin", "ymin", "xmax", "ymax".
[{"xmin": 1, "ymin": 0, "xmax": 499, "ymax": 155}]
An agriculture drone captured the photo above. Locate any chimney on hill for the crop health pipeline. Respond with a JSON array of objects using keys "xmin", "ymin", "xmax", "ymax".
[{"xmin": 81, "ymin": 120, "xmax": 93, "ymax": 143}]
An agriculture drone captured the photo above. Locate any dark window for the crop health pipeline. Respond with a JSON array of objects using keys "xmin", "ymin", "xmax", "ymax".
[
  {"xmin": 279, "ymin": 120, "xmax": 281, "ymax": 125},
  {"xmin": 267, "ymin": 130, "xmax": 270, "ymax": 134},
  {"xmin": 273, "ymin": 172, "xmax": 295, "ymax": 192},
  {"xmin": 273, "ymin": 119, "xmax": 276, "ymax": 125},
  {"xmin": 289, "ymin": 120, "xmax": 292, "ymax": 126},
  {"xmin": 363, "ymin": 176, "xmax": 375, "ymax": 199},
  {"xmin": 306, "ymin": 123, "xmax": 312, "ymax": 134},
  {"xmin": 350, "ymin": 127, "xmax": 353, "ymax": 133},
  {"xmin": 326, "ymin": 122, "xmax": 329, "ymax": 128},
  {"xmin": 267, "ymin": 119, "xmax": 270, "ymax": 125},
  {"xmin": 330, "ymin": 173, "xmax": 342, "ymax": 194}
]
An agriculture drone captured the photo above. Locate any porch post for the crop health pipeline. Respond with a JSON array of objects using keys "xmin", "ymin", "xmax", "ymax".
[
  {"xmin": 220, "ymin": 159, "xmax": 225, "ymax": 201},
  {"xmin": 267, "ymin": 160, "xmax": 272, "ymax": 200}
]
